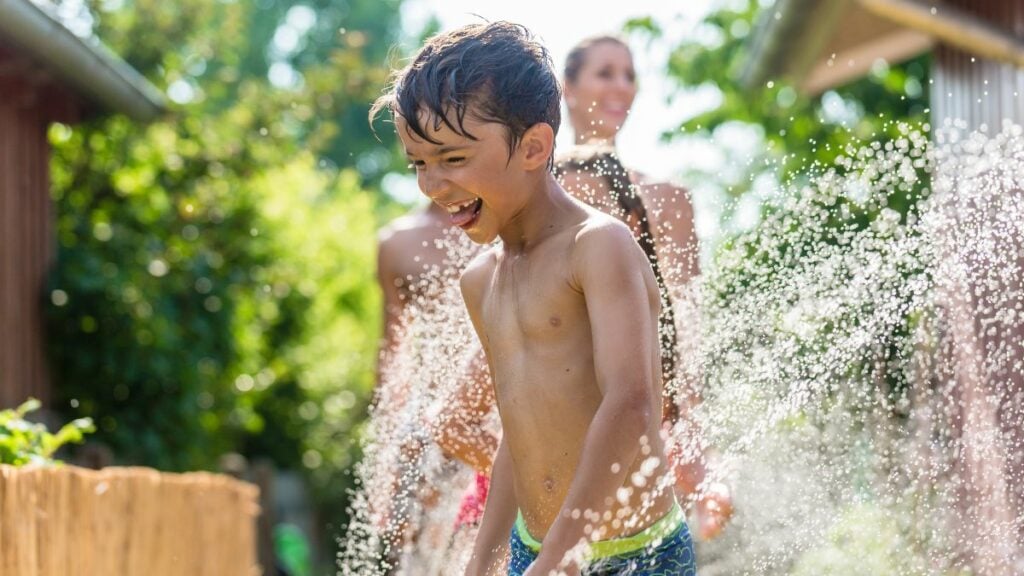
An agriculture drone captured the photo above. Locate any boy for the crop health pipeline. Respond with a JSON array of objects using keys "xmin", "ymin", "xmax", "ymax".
[{"xmin": 371, "ymin": 22, "xmax": 696, "ymax": 575}]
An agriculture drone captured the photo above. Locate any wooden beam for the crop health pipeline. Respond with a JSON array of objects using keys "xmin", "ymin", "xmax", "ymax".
[
  {"xmin": 803, "ymin": 28, "xmax": 933, "ymax": 95},
  {"xmin": 858, "ymin": 0, "xmax": 1024, "ymax": 68}
]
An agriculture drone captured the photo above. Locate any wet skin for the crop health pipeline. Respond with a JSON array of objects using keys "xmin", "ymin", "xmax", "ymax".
[
  {"xmin": 397, "ymin": 111, "xmax": 676, "ymax": 575},
  {"xmin": 376, "ymin": 204, "xmax": 452, "ymax": 372}
]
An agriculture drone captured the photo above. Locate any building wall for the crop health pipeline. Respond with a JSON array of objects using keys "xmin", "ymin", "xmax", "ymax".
[
  {"xmin": 931, "ymin": 2, "xmax": 1024, "ymax": 573},
  {"xmin": 0, "ymin": 60, "xmax": 57, "ymax": 408},
  {"xmin": 931, "ymin": 0, "xmax": 1024, "ymax": 130}
]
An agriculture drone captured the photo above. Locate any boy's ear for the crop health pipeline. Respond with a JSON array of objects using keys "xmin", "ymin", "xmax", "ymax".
[{"xmin": 519, "ymin": 123, "xmax": 555, "ymax": 171}]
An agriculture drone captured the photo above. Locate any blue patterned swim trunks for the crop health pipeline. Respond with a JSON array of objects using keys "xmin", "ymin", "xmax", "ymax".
[{"xmin": 507, "ymin": 503, "xmax": 697, "ymax": 575}]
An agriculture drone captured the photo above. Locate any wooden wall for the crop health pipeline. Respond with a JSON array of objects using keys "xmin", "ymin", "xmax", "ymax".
[
  {"xmin": 930, "ymin": 2, "xmax": 1024, "ymax": 573},
  {"xmin": 1, "ymin": 44, "xmax": 53, "ymax": 408},
  {"xmin": 931, "ymin": 0, "xmax": 1024, "ymax": 129}
]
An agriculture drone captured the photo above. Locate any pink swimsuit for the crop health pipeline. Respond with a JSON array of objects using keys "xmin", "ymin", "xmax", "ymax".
[{"xmin": 454, "ymin": 472, "xmax": 490, "ymax": 528}]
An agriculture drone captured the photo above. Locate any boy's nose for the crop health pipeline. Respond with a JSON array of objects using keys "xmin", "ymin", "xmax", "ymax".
[{"xmin": 419, "ymin": 169, "xmax": 447, "ymax": 200}]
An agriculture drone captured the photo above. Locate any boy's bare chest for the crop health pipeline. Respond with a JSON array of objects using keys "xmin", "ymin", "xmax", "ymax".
[{"xmin": 481, "ymin": 248, "xmax": 588, "ymax": 345}]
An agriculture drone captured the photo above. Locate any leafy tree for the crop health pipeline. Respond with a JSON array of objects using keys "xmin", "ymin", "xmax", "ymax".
[
  {"xmin": 86, "ymin": 0, "xmax": 405, "ymax": 183},
  {"xmin": 640, "ymin": 0, "xmax": 932, "ymax": 392},
  {"xmin": 639, "ymin": 3, "xmax": 941, "ymax": 571},
  {"xmin": 630, "ymin": 0, "xmax": 929, "ymax": 219},
  {"xmin": 44, "ymin": 0, "xmax": 405, "ymax": 561}
]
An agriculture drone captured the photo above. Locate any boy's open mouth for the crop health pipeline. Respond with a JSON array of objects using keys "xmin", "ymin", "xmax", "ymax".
[{"xmin": 447, "ymin": 198, "xmax": 483, "ymax": 229}]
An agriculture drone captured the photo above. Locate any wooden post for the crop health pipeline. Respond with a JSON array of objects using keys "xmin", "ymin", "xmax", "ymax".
[{"xmin": 859, "ymin": 0, "xmax": 1024, "ymax": 68}]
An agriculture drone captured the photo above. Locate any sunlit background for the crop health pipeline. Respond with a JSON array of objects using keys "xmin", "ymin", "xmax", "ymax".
[{"xmin": 10, "ymin": 0, "xmax": 1019, "ymax": 574}]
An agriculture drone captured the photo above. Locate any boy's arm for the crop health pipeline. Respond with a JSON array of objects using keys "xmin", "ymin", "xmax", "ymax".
[
  {"xmin": 459, "ymin": 251, "xmax": 515, "ymax": 575},
  {"xmin": 465, "ymin": 437, "xmax": 516, "ymax": 575},
  {"xmin": 529, "ymin": 223, "xmax": 661, "ymax": 574}
]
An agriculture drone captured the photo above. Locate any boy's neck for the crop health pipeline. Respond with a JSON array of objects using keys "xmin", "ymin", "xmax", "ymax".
[{"xmin": 499, "ymin": 173, "xmax": 578, "ymax": 253}]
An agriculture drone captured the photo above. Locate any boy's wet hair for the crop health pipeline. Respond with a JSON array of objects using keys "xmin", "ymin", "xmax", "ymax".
[{"xmin": 371, "ymin": 21, "xmax": 561, "ymax": 168}]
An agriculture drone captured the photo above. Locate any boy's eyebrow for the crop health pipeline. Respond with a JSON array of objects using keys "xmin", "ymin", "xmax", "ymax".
[{"xmin": 406, "ymin": 145, "xmax": 470, "ymax": 159}]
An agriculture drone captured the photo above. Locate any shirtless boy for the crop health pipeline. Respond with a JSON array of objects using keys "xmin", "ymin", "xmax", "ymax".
[{"xmin": 371, "ymin": 22, "xmax": 696, "ymax": 575}]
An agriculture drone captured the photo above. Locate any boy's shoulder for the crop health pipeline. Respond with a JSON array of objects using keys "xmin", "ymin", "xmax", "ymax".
[
  {"xmin": 569, "ymin": 208, "xmax": 647, "ymax": 283},
  {"xmin": 459, "ymin": 246, "xmax": 499, "ymax": 301},
  {"xmin": 572, "ymin": 207, "xmax": 636, "ymax": 251}
]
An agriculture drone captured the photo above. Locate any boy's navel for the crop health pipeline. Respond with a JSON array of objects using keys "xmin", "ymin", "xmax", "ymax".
[{"xmin": 549, "ymin": 316, "xmax": 562, "ymax": 327}]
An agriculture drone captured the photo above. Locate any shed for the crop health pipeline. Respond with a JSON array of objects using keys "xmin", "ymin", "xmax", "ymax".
[
  {"xmin": 742, "ymin": 0, "xmax": 1024, "ymax": 127},
  {"xmin": 0, "ymin": 0, "xmax": 163, "ymax": 408}
]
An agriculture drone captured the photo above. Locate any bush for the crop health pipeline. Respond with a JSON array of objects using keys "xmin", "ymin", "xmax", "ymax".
[{"xmin": 0, "ymin": 398, "xmax": 94, "ymax": 466}]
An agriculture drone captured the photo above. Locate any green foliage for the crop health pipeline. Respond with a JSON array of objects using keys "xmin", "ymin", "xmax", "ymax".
[
  {"xmin": 792, "ymin": 505, "xmax": 930, "ymax": 576},
  {"xmin": 0, "ymin": 398, "xmax": 95, "ymax": 466},
  {"xmin": 658, "ymin": 5, "xmax": 940, "ymax": 568},
  {"xmin": 658, "ymin": 0, "xmax": 929, "ymax": 202},
  {"xmin": 44, "ymin": 0, "xmax": 402, "ymax": 556},
  {"xmin": 657, "ymin": 1, "xmax": 932, "ymax": 401},
  {"xmin": 84, "ymin": 0, "xmax": 404, "ymax": 185}
]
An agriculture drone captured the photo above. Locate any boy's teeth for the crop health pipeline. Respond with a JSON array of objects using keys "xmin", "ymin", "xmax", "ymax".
[{"xmin": 446, "ymin": 199, "xmax": 476, "ymax": 213}]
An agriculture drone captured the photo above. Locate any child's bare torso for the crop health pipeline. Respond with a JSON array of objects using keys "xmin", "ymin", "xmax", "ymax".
[{"xmin": 466, "ymin": 208, "xmax": 675, "ymax": 542}]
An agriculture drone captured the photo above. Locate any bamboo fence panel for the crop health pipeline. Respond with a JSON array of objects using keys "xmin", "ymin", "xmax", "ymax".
[{"xmin": 0, "ymin": 465, "xmax": 260, "ymax": 576}]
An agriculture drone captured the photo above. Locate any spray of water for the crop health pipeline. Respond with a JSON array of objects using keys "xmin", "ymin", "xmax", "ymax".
[
  {"xmin": 338, "ymin": 121, "xmax": 1024, "ymax": 575},
  {"xmin": 693, "ymin": 120, "xmax": 1024, "ymax": 575},
  {"xmin": 338, "ymin": 228, "xmax": 484, "ymax": 575}
]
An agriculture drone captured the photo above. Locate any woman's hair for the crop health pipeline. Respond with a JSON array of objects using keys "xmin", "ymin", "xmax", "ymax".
[
  {"xmin": 554, "ymin": 147, "xmax": 679, "ymax": 400},
  {"xmin": 563, "ymin": 35, "xmax": 631, "ymax": 84}
]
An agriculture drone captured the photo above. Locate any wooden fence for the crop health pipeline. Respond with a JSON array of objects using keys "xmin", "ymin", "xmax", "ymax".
[{"xmin": 0, "ymin": 465, "xmax": 261, "ymax": 576}]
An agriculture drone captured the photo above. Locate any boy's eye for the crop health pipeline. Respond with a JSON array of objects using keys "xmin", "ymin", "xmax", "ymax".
[
  {"xmin": 408, "ymin": 161, "xmax": 425, "ymax": 171},
  {"xmin": 445, "ymin": 156, "xmax": 466, "ymax": 165}
]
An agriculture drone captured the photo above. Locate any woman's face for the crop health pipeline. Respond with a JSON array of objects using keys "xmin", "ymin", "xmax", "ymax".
[{"xmin": 565, "ymin": 41, "xmax": 637, "ymax": 143}]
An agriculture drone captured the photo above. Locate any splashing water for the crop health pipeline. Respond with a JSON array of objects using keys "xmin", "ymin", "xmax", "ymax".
[
  {"xmin": 338, "ymin": 227, "xmax": 486, "ymax": 574},
  {"xmin": 338, "ymin": 121, "xmax": 1024, "ymax": 575},
  {"xmin": 692, "ymin": 120, "xmax": 1024, "ymax": 575}
]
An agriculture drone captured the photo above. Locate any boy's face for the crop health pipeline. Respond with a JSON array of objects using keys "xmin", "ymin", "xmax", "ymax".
[{"xmin": 397, "ymin": 108, "xmax": 527, "ymax": 245}]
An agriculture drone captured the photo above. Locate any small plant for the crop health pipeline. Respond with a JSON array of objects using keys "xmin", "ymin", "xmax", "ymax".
[{"xmin": 0, "ymin": 398, "xmax": 95, "ymax": 466}]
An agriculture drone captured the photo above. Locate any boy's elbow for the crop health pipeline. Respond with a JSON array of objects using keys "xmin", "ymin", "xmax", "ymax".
[{"xmin": 613, "ymin": 387, "xmax": 655, "ymax": 431}]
